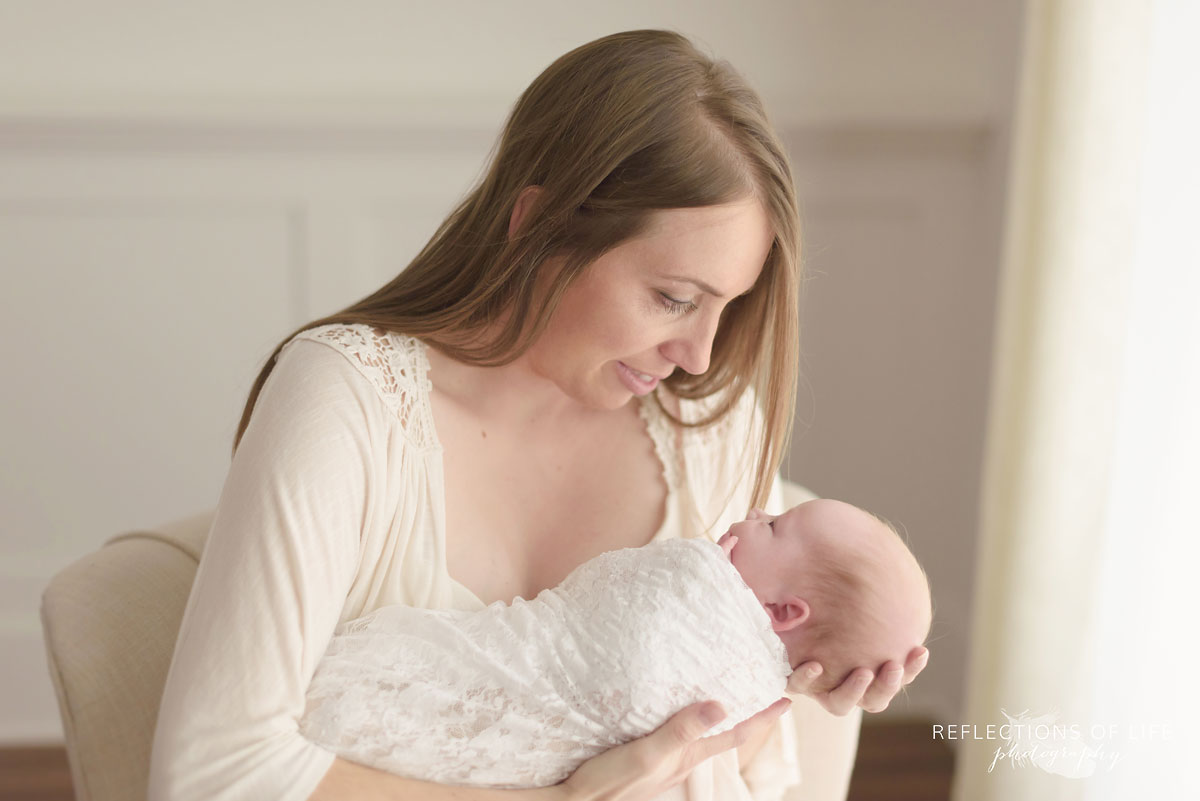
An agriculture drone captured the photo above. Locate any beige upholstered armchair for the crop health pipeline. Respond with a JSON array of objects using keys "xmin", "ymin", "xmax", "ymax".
[{"xmin": 40, "ymin": 511, "xmax": 214, "ymax": 801}]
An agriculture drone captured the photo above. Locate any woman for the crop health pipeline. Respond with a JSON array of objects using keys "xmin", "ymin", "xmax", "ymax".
[{"xmin": 148, "ymin": 29, "xmax": 927, "ymax": 801}]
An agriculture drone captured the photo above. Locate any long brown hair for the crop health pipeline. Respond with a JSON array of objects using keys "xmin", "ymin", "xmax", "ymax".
[{"xmin": 233, "ymin": 29, "xmax": 801, "ymax": 509}]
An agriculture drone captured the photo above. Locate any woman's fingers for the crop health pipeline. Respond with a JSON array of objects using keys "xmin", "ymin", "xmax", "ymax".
[
  {"xmin": 859, "ymin": 662, "xmax": 903, "ymax": 713},
  {"xmin": 689, "ymin": 697, "xmax": 791, "ymax": 763},
  {"xmin": 784, "ymin": 648, "xmax": 931, "ymax": 716},
  {"xmin": 784, "ymin": 661, "xmax": 824, "ymax": 696},
  {"xmin": 786, "ymin": 660, "xmax": 872, "ymax": 716},
  {"xmin": 561, "ymin": 697, "xmax": 791, "ymax": 801},
  {"xmin": 857, "ymin": 648, "xmax": 930, "ymax": 713},
  {"xmin": 669, "ymin": 702, "xmax": 728, "ymax": 749},
  {"xmin": 821, "ymin": 668, "xmax": 875, "ymax": 716},
  {"xmin": 902, "ymin": 646, "xmax": 929, "ymax": 684},
  {"xmin": 561, "ymin": 703, "xmax": 718, "ymax": 799}
]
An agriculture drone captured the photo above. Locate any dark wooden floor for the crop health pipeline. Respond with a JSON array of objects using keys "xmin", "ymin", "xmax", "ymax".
[
  {"xmin": 848, "ymin": 720, "xmax": 954, "ymax": 800},
  {"xmin": 0, "ymin": 747, "xmax": 73, "ymax": 801},
  {"xmin": 0, "ymin": 721, "xmax": 952, "ymax": 800}
]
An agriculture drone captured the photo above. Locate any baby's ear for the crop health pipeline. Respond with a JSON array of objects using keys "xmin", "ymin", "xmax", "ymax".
[{"xmin": 764, "ymin": 595, "xmax": 810, "ymax": 633}]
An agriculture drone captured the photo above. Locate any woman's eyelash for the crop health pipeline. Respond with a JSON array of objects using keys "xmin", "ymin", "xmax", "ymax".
[{"xmin": 657, "ymin": 291, "xmax": 699, "ymax": 315}]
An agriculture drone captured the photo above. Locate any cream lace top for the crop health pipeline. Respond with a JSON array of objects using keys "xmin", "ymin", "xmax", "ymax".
[{"xmin": 148, "ymin": 322, "xmax": 800, "ymax": 801}]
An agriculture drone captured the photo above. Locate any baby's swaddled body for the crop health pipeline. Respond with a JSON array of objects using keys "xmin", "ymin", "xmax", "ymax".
[{"xmin": 299, "ymin": 538, "xmax": 791, "ymax": 787}]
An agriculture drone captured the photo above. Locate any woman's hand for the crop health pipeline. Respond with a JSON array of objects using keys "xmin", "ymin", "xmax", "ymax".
[
  {"xmin": 786, "ymin": 646, "xmax": 929, "ymax": 715},
  {"xmin": 558, "ymin": 697, "xmax": 792, "ymax": 801}
]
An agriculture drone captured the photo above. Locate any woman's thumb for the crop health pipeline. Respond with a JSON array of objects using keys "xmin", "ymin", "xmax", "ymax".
[{"xmin": 670, "ymin": 703, "xmax": 726, "ymax": 747}]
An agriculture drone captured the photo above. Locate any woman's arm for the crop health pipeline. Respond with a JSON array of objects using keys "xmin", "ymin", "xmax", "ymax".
[
  {"xmin": 311, "ymin": 758, "xmax": 566, "ymax": 800},
  {"xmin": 149, "ymin": 340, "xmax": 380, "ymax": 800},
  {"xmin": 308, "ymin": 699, "xmax": 792, "ymax": 801}
]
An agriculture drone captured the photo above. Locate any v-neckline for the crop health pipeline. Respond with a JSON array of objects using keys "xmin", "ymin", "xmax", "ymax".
[{"xmin": 405, "ymin": 334, "xmax": 677, "ymax": 610}]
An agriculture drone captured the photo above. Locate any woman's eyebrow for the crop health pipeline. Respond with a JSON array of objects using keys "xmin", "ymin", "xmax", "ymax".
[{"xmin": 661, "ymin": 275, "xmax": 752, "ymax": 300}]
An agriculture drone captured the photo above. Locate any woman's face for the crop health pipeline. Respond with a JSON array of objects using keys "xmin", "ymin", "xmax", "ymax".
[{"xmin": 526, "ymin": 197, "xmax": 775, "ymax": 410}]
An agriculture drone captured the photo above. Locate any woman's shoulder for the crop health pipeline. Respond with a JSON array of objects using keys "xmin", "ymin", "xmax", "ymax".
[{"xmin": 282, "ymin": 322, "xmax": 437, "ymax": 448}]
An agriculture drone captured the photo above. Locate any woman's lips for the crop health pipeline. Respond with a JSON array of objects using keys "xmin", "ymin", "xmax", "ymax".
[{"xmin": 616, "ymin": 361, "xmax": 660, "ymax": 395}]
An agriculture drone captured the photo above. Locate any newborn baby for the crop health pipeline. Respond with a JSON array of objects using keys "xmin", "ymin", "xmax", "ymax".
[
  {"xmin": 720, "ymin": 501, "xmax": 932, "ymax": 698},
  {"xmin": 299, "ymin": 498, "xmax": 932, "ymax": 787}
]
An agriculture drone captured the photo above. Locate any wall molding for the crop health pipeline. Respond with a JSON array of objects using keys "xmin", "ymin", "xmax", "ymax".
[{"xmin": 0, "ymin": 106, "xmax": 994, "ymax": 157}]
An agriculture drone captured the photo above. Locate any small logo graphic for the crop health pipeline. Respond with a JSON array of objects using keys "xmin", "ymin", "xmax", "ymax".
[
  {"xmin": 931, "ymin": 709, "xmax": 1170, "ymax": 778},
  {"xmin": 987, "ymin": 709, "xmax": 1121, "ymax": 777}
]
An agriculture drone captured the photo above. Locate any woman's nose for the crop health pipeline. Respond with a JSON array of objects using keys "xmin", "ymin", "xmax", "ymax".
[{"xmin": 661, "ymin": 312, "xmax": 720, "ymax": 376}]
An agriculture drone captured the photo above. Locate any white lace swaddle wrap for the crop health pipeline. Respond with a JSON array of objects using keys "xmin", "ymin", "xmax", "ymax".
[{"xmin": 299, "ymin": 538, "xmax": 791, "ymax": 788}]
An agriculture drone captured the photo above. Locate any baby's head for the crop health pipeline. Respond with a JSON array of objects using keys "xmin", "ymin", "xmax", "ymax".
[{"xmin": 721, "ymin": 499, "xmax": 932, "ymax": 694}]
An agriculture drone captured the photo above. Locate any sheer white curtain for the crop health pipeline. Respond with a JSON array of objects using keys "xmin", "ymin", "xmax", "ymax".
[{"xmin": 954, "ymin": 0, "xmax": 1199, "ymax": 798}]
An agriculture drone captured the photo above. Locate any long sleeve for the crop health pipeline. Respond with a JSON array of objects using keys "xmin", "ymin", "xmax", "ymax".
[{"xmin": 148, "ymin": 338, "xmax": 393, "ymax": 801}]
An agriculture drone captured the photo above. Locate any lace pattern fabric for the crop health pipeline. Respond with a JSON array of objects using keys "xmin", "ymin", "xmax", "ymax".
[
  {"xmin": 637, "ymin": 394, "xmax": 684, "ymax": 490},
  {"xmin": 289, "ymin": 323, "xmax": 684, "ymax": 491},
  {"xmin": 299, "ymin": 538, "xmax": 790, "ymax": 788},
  {"xmin": 288, "ymin": 324, "xmax": 439, "ymax": 452}
]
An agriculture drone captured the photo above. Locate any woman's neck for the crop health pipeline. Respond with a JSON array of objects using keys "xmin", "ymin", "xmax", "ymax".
[{"xmin": 422, "ymin": 338, "xmax": 616, "ymax": 427}]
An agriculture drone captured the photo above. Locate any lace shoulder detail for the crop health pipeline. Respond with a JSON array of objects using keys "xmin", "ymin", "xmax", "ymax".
[
  {"xmin": 636, "ymin": 395, "xmax": 682, "ymax": 491},
  {"xmin": 671, "ymin": 386, "xmax": 764, "ymax": 537},
  {"xmin": 678, "ymin": 384, "xmax": 759, "ymax": 452},
  {"xmin": 287, "ymin": 323, "xmax": 439, "ymax": 452}
]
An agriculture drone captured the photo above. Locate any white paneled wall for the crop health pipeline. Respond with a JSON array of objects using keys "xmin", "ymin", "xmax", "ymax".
[
  {"xmin": 786, "ymin": 127, "xmax": 1007, "ymax": 726},
  {"xmin": 0, "ymin": 0, "xmax": 1025, "ymax": 747},
  {"xmin": 0, "ymin": 113, "xmax": 1003, "ymax": 741},
  {"xmin": 0, "ymin": 118, "xmax": 500, "ymax": 741},
  {"xmin": 0, "ymin": 2, "xmax": 1016, "ymax": 128}
]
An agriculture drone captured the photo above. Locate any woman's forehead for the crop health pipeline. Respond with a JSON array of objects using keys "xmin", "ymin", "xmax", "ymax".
[
  {"xmin": 640, "ymin": 200, "xmax": 772, "ymax": 246},
  {"xmin": 633, "ymin": 201, "xmax": 773, "ymax": 292}
]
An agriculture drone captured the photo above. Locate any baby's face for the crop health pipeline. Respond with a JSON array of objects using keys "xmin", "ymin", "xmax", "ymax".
[
  {"xmin": 718, "ymin": 499, "xmax": 931, "ymax": 683},
  {"xmin": 718, "ymin": 505, "xmax": 808, "ymax": 599}
]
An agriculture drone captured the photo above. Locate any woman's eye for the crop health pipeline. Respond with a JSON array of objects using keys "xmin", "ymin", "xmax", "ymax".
[{"xmin": 657, "ymin": 291, "xmax": 699, "ymax": 316}]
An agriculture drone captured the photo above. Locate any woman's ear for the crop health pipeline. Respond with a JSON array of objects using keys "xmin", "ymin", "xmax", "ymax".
[
  {"xmin": 508, "ymin": 185, "xmax": 544, "ymax": 238},
  {"xmin": 764, "ymin": 595, "xmax": 810, "ymax": 633}
]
